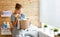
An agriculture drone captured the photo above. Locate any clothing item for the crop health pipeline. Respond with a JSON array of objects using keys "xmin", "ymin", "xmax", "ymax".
[
  {"xmin": 11, "ymin": 14, "xmax": 26, "ymax": 22},
  {"xmin": 12, "ymin": 28, "xmax": 26, "ymax": 37},
  {"xmin": 11, "ymin": 13, "xmax": 26, "ymax": 37}
]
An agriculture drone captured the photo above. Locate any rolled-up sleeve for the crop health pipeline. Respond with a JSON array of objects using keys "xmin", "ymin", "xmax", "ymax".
[{"xmin": 11, "ymin": 15, "xmax": 15, "ymax": 22}]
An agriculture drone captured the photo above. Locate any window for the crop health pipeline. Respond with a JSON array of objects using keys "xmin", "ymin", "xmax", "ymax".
[{"xmin": 40, "ymin": 0, "xmax": 60, "ymax": 28}]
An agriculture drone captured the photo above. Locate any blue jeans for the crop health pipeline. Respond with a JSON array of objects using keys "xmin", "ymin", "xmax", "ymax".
[{"xmin": 12, "ymin": 27, "xmax": 20, "ymax": 37}]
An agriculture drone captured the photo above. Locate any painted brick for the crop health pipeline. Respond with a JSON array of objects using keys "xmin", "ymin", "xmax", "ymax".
[{"xmin": 0, "ymin": 0, "xmax": 40, "ymax": 27}]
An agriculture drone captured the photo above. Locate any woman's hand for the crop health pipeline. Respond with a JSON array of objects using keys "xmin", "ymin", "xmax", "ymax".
[{"xmin": 15, "ymin": 14, "xmax": 21, "ymax": 19}]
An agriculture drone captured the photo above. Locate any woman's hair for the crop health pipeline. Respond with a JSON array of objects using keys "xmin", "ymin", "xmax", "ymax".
[{"xmin": 15, "ymin": 3, "xmax": 22, "ymax": 10}]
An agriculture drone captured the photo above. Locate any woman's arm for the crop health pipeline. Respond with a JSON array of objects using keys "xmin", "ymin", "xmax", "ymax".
[
  {"xmin": 11, "ymin": 15, "xmax": 18, "ymax": 27},
  {"xmin": 11, "ymin": 19, "xmax": 18, "ymax": 27}
]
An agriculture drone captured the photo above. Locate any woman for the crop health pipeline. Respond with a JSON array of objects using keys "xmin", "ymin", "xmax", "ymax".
[
  {"xmin": 11, "ymin": 3, "xmax": 25, "ymax": 27},
  {"xmin": 11, "ymin": 3, "xmax": 26, "ymax": 37}
]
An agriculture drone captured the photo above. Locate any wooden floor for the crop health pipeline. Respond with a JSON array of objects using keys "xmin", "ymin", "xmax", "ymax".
[{"xmin": 0, "ymin": 35, "xmax": 12, "ymax": 37}]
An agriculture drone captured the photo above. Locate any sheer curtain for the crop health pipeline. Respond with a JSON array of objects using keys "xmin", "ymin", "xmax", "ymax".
[{"xmin": 40, "ymin": 0, "xmax": 60, "ymax": 28}]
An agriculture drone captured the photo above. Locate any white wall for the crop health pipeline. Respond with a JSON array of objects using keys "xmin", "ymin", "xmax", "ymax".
[{"xmin": 40, "ymin": 0, "xmax": 60, "ymax": 28}]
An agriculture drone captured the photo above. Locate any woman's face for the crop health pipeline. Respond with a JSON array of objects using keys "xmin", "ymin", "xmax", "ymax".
[{"xmin": 15, "ymin": 9, "xmax": 21, "ymax": 14}]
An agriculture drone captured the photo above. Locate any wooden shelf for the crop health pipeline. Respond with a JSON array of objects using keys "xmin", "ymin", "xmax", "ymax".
[{"xmin": 1, "ymin": 15, "xmax": 11, "ymax": 17}]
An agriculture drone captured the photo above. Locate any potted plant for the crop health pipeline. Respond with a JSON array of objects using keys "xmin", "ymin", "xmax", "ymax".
[
  {"xmin": 54, "ymin": 28, "xmax": 58, "ymax": 32},
  {"xmin": 53, "ymin": 28, "xmax": 59, "ymax": 35},
  {"xmin": 43, "ymin": 24, "xmax": 48, "ymax": 31},
  {"xmin": 44, "ymin": 24, "xmax": 48, "ymax": 28},
  {"xmin": 58, "ymin": 33, "xmax": 60, "ymax": 37}
]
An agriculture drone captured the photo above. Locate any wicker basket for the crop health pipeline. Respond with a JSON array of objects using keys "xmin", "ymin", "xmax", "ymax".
[{"xmin": 20, "ymin": 19, "xmax": 30, "ymax": 30}]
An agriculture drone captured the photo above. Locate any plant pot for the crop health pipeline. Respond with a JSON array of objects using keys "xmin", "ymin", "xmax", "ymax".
[
  {"xmin": 54, "ymin": 32, "xmax": 58, "ymax": 35},
  {"xmin": 43, "ymin": 28, "xmax": 47, "ymax": 31}
]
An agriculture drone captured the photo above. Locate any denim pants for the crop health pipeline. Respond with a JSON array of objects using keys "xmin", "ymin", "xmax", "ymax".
[{"xmin": 12, "ymin": 27, "xmax": 20, "ymax": 37}]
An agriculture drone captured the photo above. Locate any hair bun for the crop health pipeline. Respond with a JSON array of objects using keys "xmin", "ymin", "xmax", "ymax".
[
  {"xmin": 16, "ymin": 3, "xmax": 19, "ymax": 6},
  {"xmin": 15, "ymin": 3, "xmax": 22, "ymax": 9}
]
